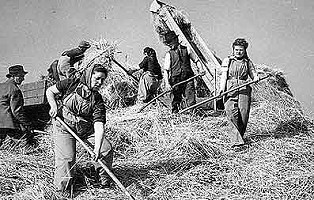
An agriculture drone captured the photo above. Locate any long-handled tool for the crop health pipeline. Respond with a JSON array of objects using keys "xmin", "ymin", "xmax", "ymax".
[
  {"xmin": 113, "ymin": 58, "xmax": 168, "ymax": 108},
  {"xmin": 55, "ymin": 116, "xmax": 135, "ymax": 200},
  {"xmin": 33, "ymin": 130, "xmax": 49, "ymax": 135},
  {"xmin": 112, "ymin": 59, "xmax": 140, "ymax": 84},
  {"xmin": 179, "ymin": 74, "xmax": 271, "ymax": 114},
  {"xmin": 138, "ymin": 72, "xmax": 205, "ymax": 113}
]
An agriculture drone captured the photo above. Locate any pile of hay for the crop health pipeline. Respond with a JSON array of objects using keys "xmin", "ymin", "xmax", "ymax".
[
  {"xmin": 80, "ymin": 39, "xmax": 138, "ymax": 109},
  {"xmin": 151, "ymin": 4, "xmax": 189, "ymax": 45},
  {"xmin": 0, "ymin": 64, "xmax": 313, "ymax": 199},
  {"xmin": 151, "ymin": 2, "xmax": 218, "ymax": 67},
  {"xmin": 249, "ymin": 64, "xmax": 304, "ymax": 136},
  {"xmin": 101, "ymin": 64, "xmax": 313, "ymax": 199},
  {"xmin": 41, "ymin": 39, "xmax": 138, "ymax": 109}
]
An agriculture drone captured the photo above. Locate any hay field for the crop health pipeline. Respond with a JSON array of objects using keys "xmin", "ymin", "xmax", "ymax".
[{"xmin": 0, "ymin": 65, "xmax": 313, "ymax": 200}]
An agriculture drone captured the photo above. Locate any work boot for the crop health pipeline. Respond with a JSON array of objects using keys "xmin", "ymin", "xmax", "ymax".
[
  {"xmin": 55, "ymin": 190, "xmax": 71, "ymax": 200},
  {"xmin": 172, "ymin": 106, "xmax": 179, "ymax": 114},
  {"xmin": 94, "ymin": 174, "xmax": 112, "ymax": 189},
  {"xmin": 94, "ymin": 166, "xmax": 112, "ymax": 189},
  {"xmin": 23, "ymin": 130, "xmax": 39, "ymax": 148},
  {"xmin": 25, "ymin": 137, "xmax": 39, "ymax": 149},
  {"xmin": 94, "ymin": 149, "xmax": 114, "ymax": 188}
]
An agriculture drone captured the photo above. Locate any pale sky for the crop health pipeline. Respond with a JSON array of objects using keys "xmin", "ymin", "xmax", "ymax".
[{"xmin": 0, "ymin": 0, "xmax": 313, "ymax": 116}]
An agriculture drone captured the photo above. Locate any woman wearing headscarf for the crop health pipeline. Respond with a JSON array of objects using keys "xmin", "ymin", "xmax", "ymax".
[
  {"xmin": 46, "ymin": 64, "xmax": 113, "ymax": 197},
  {"xmin": 219, "ymin": 38, "xmax": 259, "ymax": 148},
  {"xmin": 137, "ymin": 47, "xmax": 163, "ymax": 103}
]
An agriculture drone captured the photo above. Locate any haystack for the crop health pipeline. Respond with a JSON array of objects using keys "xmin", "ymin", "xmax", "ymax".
[
  {"xmin": 43, "ymin": 39, "xmax": 138, "ymax": 109},
  {"xmin": 79, "ymin": 39, "xmax": 138, "ymax": 109},
  {"xmin": 151, "ymin": 2, "xmax": 218, "ymax": 66}
]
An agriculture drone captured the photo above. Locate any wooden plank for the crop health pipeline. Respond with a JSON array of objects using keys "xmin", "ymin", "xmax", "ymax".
[
  {"xmin": 24, "ymin": 96, "xmax": 45, "ymax": 106},
  {"xmin": 20, "ymin": 80, "xmax": 46, "ymax": 91},
  {"xmin": 23, "ymin": 89, "xmax": 45, "ymax": 98},
  {"xmin": 20, "ymin": 80, "xmax": 47, "ymax": 106}
]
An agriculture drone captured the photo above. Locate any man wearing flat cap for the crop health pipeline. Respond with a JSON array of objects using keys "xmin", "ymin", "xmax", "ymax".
[
  {"xmin": 54, "ymin": 40, "xmax": 91, "ymax": 81},
  {"xmin": 0, "ymin": 65, "xmax": 36, "ymax": 147},
  {"xmin": 163, "ymin": 31, "xmax": 201, "ymax": 113}
]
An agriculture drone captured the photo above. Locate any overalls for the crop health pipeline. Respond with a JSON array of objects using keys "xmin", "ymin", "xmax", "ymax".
[
  {"xmin": 224, "ymin": 58, "xmax": 252, "ymax": 146},
  {"xmin": 53, "ymin": 83, "xmax": 113, "ymax": 191}
]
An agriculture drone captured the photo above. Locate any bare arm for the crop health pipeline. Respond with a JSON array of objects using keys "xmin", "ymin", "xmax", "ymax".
[
  {"xmin": 219, "ymin": 58, "xmax": 229, "ymax": 93},
  {"xmin": 163, "ymin": 52, "xmax": 171, "ymax": 90},
  {"xmin": 93, "ymin": 121, "xmax": 111, "ymax": 160},
  {"xmin": 219, "ymin": 70, "xmax": 228, "ymax": 93},
  {"xmin": 248, "ymin": 60, "xmax": 259, "ymax": 81},
  {"xmin": 94, "ymin": 121, "xmax": 105, "ymax": 157},
  {"xmin": 188, "ymin": 47, "xmax": 204, "ymax": 73},
  {"xmin": 46, "ymin": 85, "xmax": 60, "ymax": 117}
]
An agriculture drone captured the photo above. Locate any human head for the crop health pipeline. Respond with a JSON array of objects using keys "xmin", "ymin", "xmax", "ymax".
[
  {"xmin": 143, "ymin": 47, "xmax": 151, "ymax": 55},
  {"xmin": 6, "ymin": 65, "xmax": 28, "ymax": 85},
  {"xmin": 78, "ymin": 40, "xmax": 91, "ymax": 51},
  {"xmin": 143, "ymin": 47, "xmax": 156, "ymax": 57},
  {"xmin": 164, "ymin": 31, "xmax": 179, "ymax": 49},
  {"xmin": 90, "ymin": 64, "xmax": 108, "ymax": 91},
  {"xmin": 232, "ymin": 38, "xmax": 249, "ymax": 59}
]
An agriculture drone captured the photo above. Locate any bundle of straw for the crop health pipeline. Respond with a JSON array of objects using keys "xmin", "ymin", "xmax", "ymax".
[
  {"xmin": 151, "ymin": 2, "xmax": 217, "ymax": 65},
  {"xmin": 151, "ymin": 5, "xmax": 190, "ymax": 45},
  {"xmin": 79, "ymin": 39, "xmax": 138, "ymax": 109}
]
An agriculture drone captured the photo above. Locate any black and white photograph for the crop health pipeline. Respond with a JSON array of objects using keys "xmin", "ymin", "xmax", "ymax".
[{"xmin": 0, "ymin": 0, "xmax": 313, "ymax": 199}]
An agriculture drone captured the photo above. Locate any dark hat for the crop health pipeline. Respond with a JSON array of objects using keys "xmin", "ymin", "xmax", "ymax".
[
  {"xmin": 78, "ymin": 40, "xmax": 91, "ymax": 49},
  {"xmin": 164, "ymin": 31, "xmax": 178, "ymax": 45},
  {"xmin": 6, "ymin": 65, "xmax": 28, "ymax": 78}
]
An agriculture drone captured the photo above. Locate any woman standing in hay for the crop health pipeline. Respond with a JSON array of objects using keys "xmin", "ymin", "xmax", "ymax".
[
  {"xmin": 137, "ymin": 47, "xmax": 163, "ymax": 103},
  {"xmin": 219, "ymin": 38, "xmax": 259, "ymax": 148},
  {"xmin": 46, "ymin": 64, "xmax": 113, "ymax": 197}
]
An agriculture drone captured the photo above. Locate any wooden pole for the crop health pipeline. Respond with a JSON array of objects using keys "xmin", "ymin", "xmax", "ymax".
[
  {"xmin": 112, "ymin": 58, "xmax": 168, "ymax": 108},
  {"xmin": 138, "ymin": 73, "xmax": 205, "ymax": 113},
  {"xmin": 112, "ymin": 59, "xmax": 139, "ymax": 83},
  {"xmin": 179, "ymin": 75, "xmax": 271, "ymax": 114}
]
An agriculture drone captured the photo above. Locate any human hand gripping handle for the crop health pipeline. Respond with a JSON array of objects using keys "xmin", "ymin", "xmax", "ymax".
[
  {"xmin": 164, "ymin": 82, "xmax": 172, "ymax": 92},
  {"xmin": 93, "ymin": 146, "xmax": 101, "ymax": 161},
  {"xmin": 49, "ymin": 105, "xmax": 58, "ymax": 118},
  {"xmin": 253, "ymin": 74, "xmax": 260, "ymax": 82},
  {"xmin": 55, "ymin": 117, "xmax": 135, "ymax": 200},
  {"xmin": 46, "ymin": 85, "xmax": 60, "ymax": 118}
]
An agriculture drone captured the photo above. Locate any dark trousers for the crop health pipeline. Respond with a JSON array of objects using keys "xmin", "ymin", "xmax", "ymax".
[
  {"xmin": 0, "ymin": 128, "xmax": 25, "ymax": 146},
  {"xmin": 0, "ymin": 128, "xmax": 36, "ymax": 147},
  {"xmin": 170, "ymin": 75, "xmax": 196, "ymax": 113},
  {"xmin": 224, "ymin": 87, "xmax": 251, "ymax": 146},
  {"xmin": 53, "ymin": 118, "xmax": 113, "ymax": 191}
]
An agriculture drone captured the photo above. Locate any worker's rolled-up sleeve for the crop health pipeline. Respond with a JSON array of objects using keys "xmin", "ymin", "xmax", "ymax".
[{"xmin": 92, "ymin": 94, "xmax": 106, "ymax": 124}]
